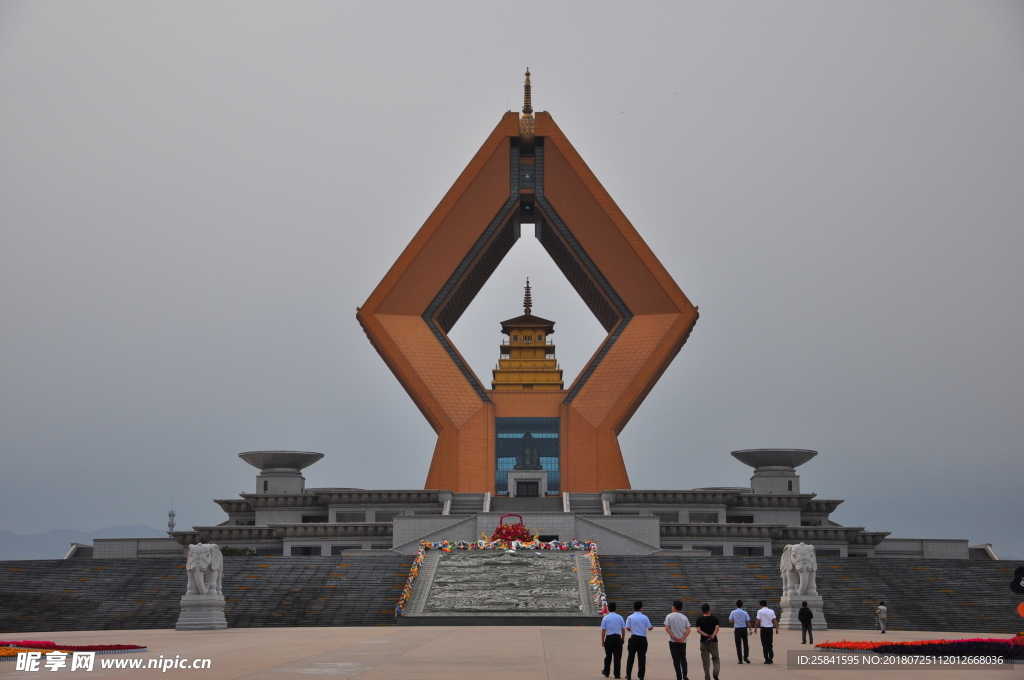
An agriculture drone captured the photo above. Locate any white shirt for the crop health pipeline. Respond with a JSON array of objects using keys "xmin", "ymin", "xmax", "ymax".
[
  {"xmin": 664, "ymin": 611, "xmax": 691, "ymax": 639},
  {"xmin": 876, "ymin": 605, "xmax": 887, "ymax": 619},
  {"xmin": 756, "ymin": 607, "xmax": 776, "ymax": 628},
  {"xmin": 729, "ymin": 608, "xmax": 750, "ymax": 628}
]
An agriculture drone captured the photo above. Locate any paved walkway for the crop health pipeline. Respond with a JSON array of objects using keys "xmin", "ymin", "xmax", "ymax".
[{"xmin": 1, "ymin": 627, "xmax": 1018, "ymax": 679}]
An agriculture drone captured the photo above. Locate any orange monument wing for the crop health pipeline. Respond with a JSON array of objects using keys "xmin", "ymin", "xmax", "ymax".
[{"xmin": 356, "ymin": 71, "xmax": 698, "ymax": 493}]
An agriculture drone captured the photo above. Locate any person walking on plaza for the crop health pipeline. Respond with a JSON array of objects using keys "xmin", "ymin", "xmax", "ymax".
[
  {"xmin": 798, "ymin": 601, "xmax": 814, "ymax": 644},
  {"xmin": 624, "ymin": 601, "xmax": 653, "ymax": 680},
  {"xmin": 728, "ymin": 599, "xmax": 751, "ymax": 664},
  {"xmin": 601, "ymin": 602, "xmax": 626, "ymax": 678},
  {"xmin": 875, "ymin": 601, "xmax": 887, "ymax": 634},
  {"xmin": 695, "ymin": 604, "xmax": 721, "ymax": 680},
  {"xmin": 664, "ymin": 600, "xmax": 691, "ymax": 680},
  {"xmin": 754, "ymin": 599, "xmax": 778, "ymax": 664}
]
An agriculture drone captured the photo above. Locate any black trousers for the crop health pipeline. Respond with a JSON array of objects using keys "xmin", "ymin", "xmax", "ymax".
[
  {"xmin": 801, "ymin": 622, "xmax": 813, "ymax": 644},
  {"xmin": 734, "ymin": 627, "xmax": 749, "ymax": 661},
  {"xmin": 603, "ymin": 634, "xmax": 623, "ymax": 677},
  {"xmin": 759, "ymin": 627, "xmax": 775, "ymax": 661},
  {"xmin": 626, "ymin": 635, "xmax": 648, "ymax": 679},
  {"xmin": 668, "ymin": 641, "xmax": 687, "ymax": 680}
]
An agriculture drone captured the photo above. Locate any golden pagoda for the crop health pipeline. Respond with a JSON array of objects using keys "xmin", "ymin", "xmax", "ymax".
[{"xmin": 491, "ymin": 280, "xmax": 564, "ymax": 391}]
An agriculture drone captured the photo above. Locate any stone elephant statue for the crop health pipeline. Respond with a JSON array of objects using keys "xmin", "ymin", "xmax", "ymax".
[
  {"xmin": 186, "ymin": 543, "xmax": 224, "ymax": 596},
  {"xmin": 780, "ymin": 542, "xmax": 818, "ymax": 597}
]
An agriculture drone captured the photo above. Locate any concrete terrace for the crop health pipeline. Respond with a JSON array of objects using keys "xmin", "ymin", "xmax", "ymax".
[{"xmin": 1, "ymin": 627, "xmax": 1019, "ymax": 679}]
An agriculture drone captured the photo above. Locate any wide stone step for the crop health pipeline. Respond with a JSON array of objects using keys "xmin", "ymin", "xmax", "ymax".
[{"xmin": 598, "ymin": 555, "xmax": 1020, "ymax": 634}]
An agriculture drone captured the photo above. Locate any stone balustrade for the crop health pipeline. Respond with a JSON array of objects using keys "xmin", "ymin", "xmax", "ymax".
[
  {"xmin": 660, "ymin": 523, "xmax": 786, "ymax": 540},
  {"xmin": 270, "ymin": 523, "xmax": 393, "ymax": 539},
  {"xmin": 311, "ymin": 490, "xmax": 441, "ymax": 506},
  {"xmin": 848, "ymin": 530, "xmax": 891, "ymax": 546},
  {"xmin": 213, "ymin": 499, "xmax": 253, "ymax": 514},
  {"xmin": 803, "ymin": 499, "xmax": 845, "ymax": 514},
  {"xmin": 240, "ymin": 493, "xmax": 326, "ymax": 509},
  {"xmin": 613, "ymin": 490, "xmax": 740, "ymax": 505},
  {"xmin": 729, "ymin": 493, "xmax": 815, "ymax": 509}
]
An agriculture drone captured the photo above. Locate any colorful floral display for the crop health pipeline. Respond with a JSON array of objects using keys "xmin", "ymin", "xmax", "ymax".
[
  {"xmin": 394, "ymin": 538, "xmax": 608, "ymax": 618},
  {"xmin": 0, "ymin": 642, "xmax": 146, "ymax": 660},
  {"xmin": 817, "ymin": 635, "xmax": 1024, "ymax": 660},
  {"xmin": 489, "ymin": 514, "xmax": 533, "ymax": 543}
]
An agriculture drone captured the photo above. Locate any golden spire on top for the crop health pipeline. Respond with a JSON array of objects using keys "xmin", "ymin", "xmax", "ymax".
[
  {"xmin": 523, "ymin": 278, "xmax": 533, "ymax": 315},
  {"xmin": 523, "ymin": 68, "xmax": 533, "ymax": 115},
  {"xmin": 519, "ymin": 68, "xmax": 535, "ymax": 155}
]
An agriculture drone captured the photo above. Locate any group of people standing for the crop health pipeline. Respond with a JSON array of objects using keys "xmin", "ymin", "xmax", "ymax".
[{"xmin": 600, "ymin": 599, "xmax": 810, "ymax": 680}]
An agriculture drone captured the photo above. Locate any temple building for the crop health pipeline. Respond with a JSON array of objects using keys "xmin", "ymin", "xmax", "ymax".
[{"xmin": 66, "ymin": 73, "xmax": 998, "ymax": 566}]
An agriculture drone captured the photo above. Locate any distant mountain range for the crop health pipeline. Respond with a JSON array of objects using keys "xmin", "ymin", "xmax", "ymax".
[{"xmin": 0, "ymin": 524, "xmax": 167, "ymax": 561}]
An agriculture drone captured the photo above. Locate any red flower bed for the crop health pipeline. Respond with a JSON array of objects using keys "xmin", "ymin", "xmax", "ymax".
[
  {"xmin": 818, "ymin": 637, "xmax": 1024, "ymax": 660},
  {"xmin": 0, "ymin": 641, "xmax": 145, "ymax": 652}
]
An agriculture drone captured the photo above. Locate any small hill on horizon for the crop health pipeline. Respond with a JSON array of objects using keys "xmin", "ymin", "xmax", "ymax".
[{"xmin": 0, "ymin": 524, "xmax": 167, "ymax": 561}]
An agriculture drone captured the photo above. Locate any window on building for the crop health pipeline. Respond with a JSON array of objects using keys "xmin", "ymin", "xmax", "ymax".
[
  {"xmin": 335, "ymin": 511, "xmax": 366, "ymax": 523},
  {"xmin": 788, "ymin": 481, "xmax": 793, "ymax": 491},
  {"xmin": 263, "ymin": 480, "xmax": 268, "ymax": 492},
  {"xmin": 653, "ymin": 511, "xmax": 679, "ymax": 523},
  {"xmin": 849, "ymin": 552, "xmax": 867, "ymax": 558},
  {"xmin": 330, "ymin": 545, "xmax": 360, "ymax": 555},
  {"xmin": 733, "ymin": 546, "xmax": 764, "ymax": 557},
  {"xmin": 662, "ymin": 545, "xmax": 682, "ymax": 550},
  {"xmin": 255, "ymin": 548, "xmax": 283, "ymax": 556},
  {"xmin": 688, "ymin": 511, "xmax": 719, "ymax": 524},
  {"xmin": 375, "ymin": 511, "xmax": 399, "ymax": 523},
  {"xmin": 817, "ymin": 549, "xmax": 841, "ymax": 558},
  {"xmin": 512, "ymin": 334, "xmax": 519, "ymax": 341},
  {"xmin": 495, "ymin": 417, "xmax": 560, "ymax": 495},
  {"xmin": 235, "ymin": 520, "xmax": 256, "ymax": 526},
  {"xmin": 726, "ymin": 516, "xmax": 754, "ymax": 524},
  {"xmin": 370, "ymin": 544, "xmax": 392, "ymax": 550},
  {"xmin": 301, "ymin": 515, "xmax": 328, "ymax": 524},
  {"xmin": 801, "ymin": 520, "xmax": 822, "ymax": 527},
  {"xmin": 291, "ymin": 546, "xmax": 321, "ymax": 556},
  {"xmin": 692, "ymin": 545, "xmax": 724, "ymax": 556}
]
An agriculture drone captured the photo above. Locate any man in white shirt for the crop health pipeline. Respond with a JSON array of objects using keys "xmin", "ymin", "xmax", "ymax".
[
  {"xmin": 624, "ymin": 600, "xmax": 653, "ymax": 680},
  {"xmin": 601, "ymin": 602, "xmax": 626, "ymax": 678},
  {"xmin": 753, "ymin": 599, "xmax": 778, "ymax": 664},
  {"xmin": 728, "ymin": 599, "xmax": 751, "ymax": 664},
  {"xmin": 875, "ymin": 601, "xmax": 888, "ymax": 634},
  {"xmin": 664, "ymin": 600, "xmax": 691, "ymax": 680}
]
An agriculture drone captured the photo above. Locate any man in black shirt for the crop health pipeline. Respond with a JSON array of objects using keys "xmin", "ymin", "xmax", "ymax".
[
  {"xmin": 798, "ymin": 601, "xmax": 814, "ymax": 644},
  {"xmin": 694, "ymin": 603, "xmax": 721, "ymax": 680}
]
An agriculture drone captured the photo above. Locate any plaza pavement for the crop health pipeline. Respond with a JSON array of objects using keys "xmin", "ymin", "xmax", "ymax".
[{"xmin": 1, "ymin": 626, "xmax": 1018, "ymax": 679}]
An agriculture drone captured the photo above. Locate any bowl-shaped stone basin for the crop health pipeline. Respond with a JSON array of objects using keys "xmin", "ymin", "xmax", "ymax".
[
  {"xmin": 238, "ymin": 451, "xmax": 324, "ymax": 471},
  {"xmin": 730, "ymin": 449, "xmax": 817, "ymax": 469}
]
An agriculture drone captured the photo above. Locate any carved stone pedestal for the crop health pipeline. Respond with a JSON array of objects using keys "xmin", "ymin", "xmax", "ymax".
[
  {"xmin": 779, "ymin": 594, "xmax": 827, "ymax": 630},
  {"xmin": 176, "ymin": 594, "xmax": 227, "ymax": 630}
]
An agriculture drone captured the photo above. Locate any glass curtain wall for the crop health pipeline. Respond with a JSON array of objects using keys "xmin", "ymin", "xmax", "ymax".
[{"xmin": 494, "ymin": 417, "xmax": 560, "ymax": 495}]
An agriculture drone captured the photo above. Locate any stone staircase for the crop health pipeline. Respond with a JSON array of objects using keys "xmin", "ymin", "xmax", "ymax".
[
  {"xmin": 568, "ymin": 493, "xmax": 605, "ymax": 514},
  {"xmin": 399, "ymin": 550, "xmax": 601, "ymax": 626},
  {"xmin": 449, "ymin": 493, "xmax": 485, "ymax": 515},
  {"xmin": 0, "ymin": 554, "xmax": 409, "ymax": 633},
  {"xmin": 599, "ymin": 556, "xmax": 1020, "ymax": 634}
]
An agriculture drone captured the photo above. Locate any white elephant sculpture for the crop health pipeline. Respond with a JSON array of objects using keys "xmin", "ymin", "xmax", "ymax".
[
  {"xmin": 780, "ymin": 542, "xmax": 818, "ymax": 597},
  {"xmin": 185, "ymin": 543, "xmax": 224, "ymax": 596}
]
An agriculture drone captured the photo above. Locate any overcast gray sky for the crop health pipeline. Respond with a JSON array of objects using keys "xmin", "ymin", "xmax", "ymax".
[{"xmin": 2, "ymin": 1, "xmax": 1022, "ymax": 559}]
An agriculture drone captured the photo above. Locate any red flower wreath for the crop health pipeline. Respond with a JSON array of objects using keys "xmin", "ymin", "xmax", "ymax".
[{"xmin": 490, "ymin": 514, "xmax": 532, "ymax": 543}]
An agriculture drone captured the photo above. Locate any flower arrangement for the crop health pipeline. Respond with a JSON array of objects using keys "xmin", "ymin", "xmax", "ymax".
[
  {"xmin": 817, "ymin": 637, "xmax": 1024, "ymax": 660},
  {"xmin": 394, "ymin": 538, "xmax": 607, "ymax": 618},
  {"xmin": 0, "ymin": 642, "xmax": 146, "ymax": 660},
  {"xmin": 489, "ymin": 514, "xmax": 533, "ymax": 543}
]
